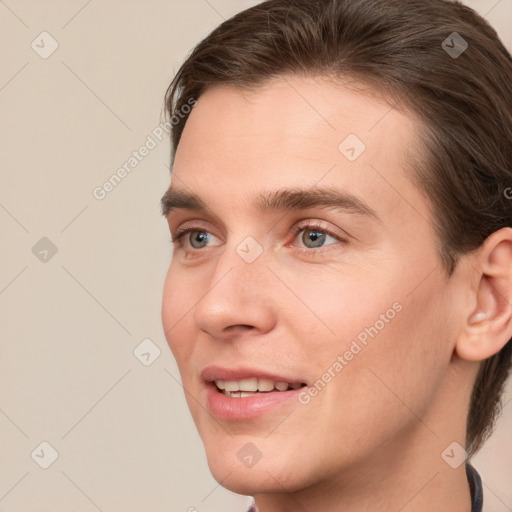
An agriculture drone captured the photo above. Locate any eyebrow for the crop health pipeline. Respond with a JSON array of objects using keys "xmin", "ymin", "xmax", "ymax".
[{"xmin": 160, "ymin": 187, "xmax": 380, "ymax": 222}]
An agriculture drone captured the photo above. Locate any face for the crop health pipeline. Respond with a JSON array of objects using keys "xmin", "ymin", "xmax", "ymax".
[{"xmin": 161, "ymin": 76, "xmax": 462, "ymax": 495}]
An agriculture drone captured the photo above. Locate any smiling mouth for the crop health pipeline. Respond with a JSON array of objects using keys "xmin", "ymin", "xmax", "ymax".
[{"xmin": 214, "ymin": 378, "xmax": 307, "ymax": 397}]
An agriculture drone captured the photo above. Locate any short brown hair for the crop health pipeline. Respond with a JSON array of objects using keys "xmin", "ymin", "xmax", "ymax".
[{"xmin": 164, "ymin": 0, "xmax": 512, "ymax": 455}]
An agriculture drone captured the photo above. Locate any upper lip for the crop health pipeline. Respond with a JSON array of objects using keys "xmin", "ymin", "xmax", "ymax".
[{"xmin": 201, "ymin": 365, "xmax": 306, "ymax": 385}]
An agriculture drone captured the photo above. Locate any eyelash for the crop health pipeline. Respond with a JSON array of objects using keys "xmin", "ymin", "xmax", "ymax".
[{"xmin": 170, "ymin": 221, "xmax": 347, "ymax": 256}]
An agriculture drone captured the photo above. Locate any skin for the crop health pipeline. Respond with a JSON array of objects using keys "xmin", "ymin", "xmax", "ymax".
[{"xmin": 161, "ymin": 75, "xmax": 512, "ymax": 512}]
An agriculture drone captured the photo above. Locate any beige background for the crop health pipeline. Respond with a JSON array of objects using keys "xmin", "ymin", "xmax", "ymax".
[{"xmin": 0, "ymin": 1, "xmax": 511, "ymax": 511}]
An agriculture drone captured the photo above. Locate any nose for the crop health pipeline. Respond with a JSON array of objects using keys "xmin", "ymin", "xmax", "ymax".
[{"xmin": 193, "ymin": 242, "xmax": 277, "ymax": 341}]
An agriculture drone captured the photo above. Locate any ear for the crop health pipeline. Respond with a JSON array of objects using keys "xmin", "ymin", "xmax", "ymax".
[{"xmin": 455, "ymin": 227, "xmax": 512, "ymax": 361}]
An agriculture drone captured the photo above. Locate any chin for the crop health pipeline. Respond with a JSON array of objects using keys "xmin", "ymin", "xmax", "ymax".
[
  {"xmin": 211, "ymin": 470, "xmax": 270, "ymax": 495},
  {"xmin": 203, "ymin": 443, "xmax": 309, "ymax": 496},
  {"xmin": 207, "ymin": 462, "xmax": 291, "ymax": 495}
]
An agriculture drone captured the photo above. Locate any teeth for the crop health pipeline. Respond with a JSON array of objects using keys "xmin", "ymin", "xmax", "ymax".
[
  {"xmin": 224, "ymin": 381, "xmax": 239, "ymax": 392},
  {"xmin": 239, "ymin": 378, "xmax": 258, "ymax": 391},
  {"xmin": 224, "ymin": 391, "xmax": 260, "ymax": 398},
  {"xmin": 275, "ymin": 381, "xmax": 290, "ymax": 391},
  {"xmin": 214, "ymin": 378, "xmax": 302, "ymax": 393},
  {"xmin": 257, "ymin": 378, "xmax": 274, "ymax": 392}
]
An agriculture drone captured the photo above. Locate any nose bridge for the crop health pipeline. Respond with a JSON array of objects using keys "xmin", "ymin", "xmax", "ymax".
[
  {"xmin": 193, "ymin": 234, "xmax": 275, "ymax": 337},
  {"xmin": 214, "ymin": 231, "xmax": 270, "ymax": 294}
]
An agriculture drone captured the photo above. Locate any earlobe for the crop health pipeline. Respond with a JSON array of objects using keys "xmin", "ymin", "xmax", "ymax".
[{"xmin": 455, "ymin": 228, "xmax": 512, "ymax": 362}]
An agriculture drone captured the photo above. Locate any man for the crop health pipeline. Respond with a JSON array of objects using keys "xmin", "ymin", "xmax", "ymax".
[{"xmin": 160, "ymin": 0, "xmax": 512, "ymax": 510}]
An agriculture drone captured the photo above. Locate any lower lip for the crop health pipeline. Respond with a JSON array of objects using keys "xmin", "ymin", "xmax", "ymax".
[{"xmin": 205, "ymin": 383, "xmax": 303, "ymax": 420}]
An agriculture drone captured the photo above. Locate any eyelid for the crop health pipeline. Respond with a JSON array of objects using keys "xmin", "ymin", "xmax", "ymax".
[{"xmin": 171, "ymin": 219, "xmax": 220, "ymax": 242}]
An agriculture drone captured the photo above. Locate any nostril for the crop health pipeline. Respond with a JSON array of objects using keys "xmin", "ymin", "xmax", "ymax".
[{"xmin": 226, "ymin": 324, "xmax": 255, "ymax": 333}]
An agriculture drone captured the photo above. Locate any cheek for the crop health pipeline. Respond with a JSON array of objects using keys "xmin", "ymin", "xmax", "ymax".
[
  {"xmin": 318, "ymin": 273, "xmax": 451, "ymax": 440},
  {"xmin": 161, "ymin": 265, "xmax": 197, "ymax": 366},
  {"xmin": 290, "ymin": 265, "xmax": 450, "ymax": 412},
  {"xmin": 280, "ymin": 265, "xmax": 400, "ymax": 353}
]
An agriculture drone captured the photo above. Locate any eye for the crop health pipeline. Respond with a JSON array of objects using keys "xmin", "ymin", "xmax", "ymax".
[
  {"xmin": 172, "ymin": 228, "xmax": 221, "ymax": 250},
  {"xmin": 291, "ymin": 222, "xmax": 345, "ymax": 250},
  {"xmin": 170, "ymin": 221, "xmax": 346, "ymax": 254}
]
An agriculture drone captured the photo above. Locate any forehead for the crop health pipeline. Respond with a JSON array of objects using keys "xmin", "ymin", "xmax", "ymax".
[
  {"xmin": 178, "ymin": 75, "xmax": 417, "ymax": 156},
  {"xmin": 170, "ymin": 75, "xmax": 430, "ymax": 226}
]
